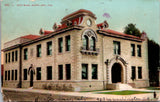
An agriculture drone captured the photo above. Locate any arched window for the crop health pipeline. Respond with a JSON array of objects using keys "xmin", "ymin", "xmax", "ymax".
[
  {"xmin": 90, "ymin": 37, "xmax": 96, "ymax": 51},
  {"xmin": 83, "ymin": 35, "xmax": 89, "ymax": 50}
]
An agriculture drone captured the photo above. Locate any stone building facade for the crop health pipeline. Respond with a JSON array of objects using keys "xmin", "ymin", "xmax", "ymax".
[{"xmin": 2, "ymin": 9, "xmax": 149, "ymax": 91}]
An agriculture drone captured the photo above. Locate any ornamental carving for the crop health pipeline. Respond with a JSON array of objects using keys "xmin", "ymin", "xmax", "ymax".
[{"xmin": 82, "ymin": 29, "xmax": 97, "ymax": 41}]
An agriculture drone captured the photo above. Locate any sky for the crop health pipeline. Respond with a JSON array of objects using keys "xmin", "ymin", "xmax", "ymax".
[{"xmin": 1, "ymin": 0, "xmax": 160, "ymax": 49}]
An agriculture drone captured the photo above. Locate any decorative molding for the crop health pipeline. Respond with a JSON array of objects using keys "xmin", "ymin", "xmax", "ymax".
[{"xmin": 82, "ymin": 29, "xmax": 97, "ymax": 41}]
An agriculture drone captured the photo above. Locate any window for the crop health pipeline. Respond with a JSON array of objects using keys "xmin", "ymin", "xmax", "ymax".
[
  {"xmin": 131, "ymin": 44, "xmax": 135, "ymax": 56},
  {"xmin": 58, "ymin": 37, "xmax": 63, "ymax": 53},
  {"xmin": 24, "ymin": 48, "xmax": 28, "ymax": 60},
  {"xmin": 37, "ymin": 44, "xmax": 41, "ymax": 57},
  {"xmin": 58, "ymin": 65, "xmax": 63, "ymax": 80},
  {"xmin": 138, "ymin": 67, "xmax": 142, "ymax": 79},
  {"xmin": 12, "ymin": 51, "xmax": 14, "ymax": 62},
  {"xmin": 66, "ymin": 64, "xmax": 71, "ymax": 80},
  {"xmin": 90, "ymin": 37, "xmax": 96, "ymax": 51},
  {"xmin": 8, "ymin": 70, "xmax": 10, "ymax": 80},
  {"xmin": 47, "ymin": 66, "xmax": 52, "ymax": 80},
  {"xmin": 12, "ymin": 70, "xmax": 14, "ymax": 80},
  {"xmin": 82, "ymin": 64, "xmax": 88, "ymax": 79},
  {"xmin": 113, "ymin": 41, "xmax": 120, "ymax": 55},
  {"xmin": 15, "ymin": 50, "xmax": 18, "ymax": 61},
  {"xmin": 15, "ymin": 70, "xmax": 17, "ymax": 80},
  {"xmin": 5, "ymin": 53, "xmax": 7, "ymax": 63},
  {"xmin": 92, "ymin": 64, "xmax": 98, "ymax": 79},
  {"xmin": 24, "ymin": 69, "xmax": 27, "ymax": 80},
  {"xmin": 47, "ymin": 41, "xmax": 52, "ymax": 55},
  {"xmin": 5, "ymin": 71, "xmax": 7, "ymax": 80},
  {"xmin": 36, "ymin": 67, "xmax": 41, "ymax": 80},
  {"xmin": 82, "ymin": 36, "xmax": 89, "ymax": 50},
  {"xmin": 137, "ymin": 45, "xmax": 141, "ymax": 57},
  {"xmin": 65, "ymin": 35, "xmax": 70, "ymax": 51},
  {"xmin": 8, "ymin": 53, "xmax": 10, "ymax": 62},
  {"xmin": 131, "ymin": 66, "xmax": 136, "ymax": 80}
]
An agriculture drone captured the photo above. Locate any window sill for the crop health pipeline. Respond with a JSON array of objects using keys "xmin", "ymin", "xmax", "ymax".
[
  {"xmin": 65, "ymin": 51, "xmax": 71, "ymax": 53},
  {"xmin": 36, "ymin": 57, "xmax": 42, "ymax": 59},
  {"xmin": 80, "ymin": 48, "xmax": 99, "ymax": 55},
  {"xmin": 47, "ymin": 55, "xmax": 52, "ymax": 57},
  {"xmin": 82, "ymin": 79, "xmax": 88, "ymax": 80},
  {"xmin": 92, "ymin": 79, "xmax": 98, "ymax": 80}
]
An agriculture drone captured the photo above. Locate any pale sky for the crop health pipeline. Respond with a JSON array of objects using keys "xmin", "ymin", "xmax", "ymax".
[{"xmin": 1, "ymin": 0, "xmax": 160, "ymax": 48}]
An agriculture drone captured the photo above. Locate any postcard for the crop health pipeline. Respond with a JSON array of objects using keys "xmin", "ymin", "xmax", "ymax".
[{"xmin": 1, "ymin": 0, "xmax": 160, "ymax": 101}]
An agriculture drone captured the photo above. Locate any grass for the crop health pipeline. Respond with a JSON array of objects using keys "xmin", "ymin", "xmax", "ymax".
[
  {"xmin": 144, "ymin": 87, "xmax": 160, "ymax": 90},
  {"xmin": 80, "ymin": 89, "xmax": 113, "ymax": 93},
  {"xmin": 96, "ymin": 90, "xmax": 153, "ymax": 95}
]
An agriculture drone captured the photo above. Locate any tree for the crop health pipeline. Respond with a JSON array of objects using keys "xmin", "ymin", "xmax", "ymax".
[
  {"xmin": 124, "ymin": 23, "xmax": 141, "ymax": 37},
  {"xmin": 148, "ymin": 39, "xmax": 160, "ymax": 86},
  {"xmin": 124, "ymin": 23, "xmax": 160, "ymax": 86}
]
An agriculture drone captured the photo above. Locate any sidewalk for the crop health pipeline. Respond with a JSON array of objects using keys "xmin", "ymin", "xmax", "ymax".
[{"xmin": 2, "ymin": 87, "xmax": 160, "ymax": 101}]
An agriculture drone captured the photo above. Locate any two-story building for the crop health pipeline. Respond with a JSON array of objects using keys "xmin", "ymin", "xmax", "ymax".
[{"xmin": 2, "ymin": 9, "xmax": 149, "ymax": 91}]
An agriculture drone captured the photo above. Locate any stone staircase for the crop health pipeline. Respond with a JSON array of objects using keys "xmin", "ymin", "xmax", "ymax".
[{"xmin": 116, "ymin": 83, "xmax": 133, "ymax": 90}]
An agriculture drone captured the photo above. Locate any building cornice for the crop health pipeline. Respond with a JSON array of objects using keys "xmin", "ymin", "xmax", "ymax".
[
  {"xmin": 2, "ymin": 25, "xmax": 84, "ymax": 52},
  {"xmin": 97, "ymin": 30, "xmax": 142, "ymax": 42}
]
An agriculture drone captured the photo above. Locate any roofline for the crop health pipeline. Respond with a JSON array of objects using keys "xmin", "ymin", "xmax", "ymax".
[
  {"xmin": 2, "ymin": 25, "xmax": 84, "ymax": 52},
  {"xmin": 62, "ymin": 9, "xmax": 96, "ymax": 21},
  {"xmin": 61, "ymin": 13, "xmax": 96, "ymax": 23},
  {"xmin": 2, "ymin": 44, "xmax": 21, "ymax": 52},
  {"xmin": 97, "ymin": 30, "xmax": 142, "ymax": 42}
]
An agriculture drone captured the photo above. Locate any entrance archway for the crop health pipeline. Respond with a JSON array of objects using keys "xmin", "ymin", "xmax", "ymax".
[{"xmin": 111, "ymin": 63, "xmax": 123, "ymax": 83}]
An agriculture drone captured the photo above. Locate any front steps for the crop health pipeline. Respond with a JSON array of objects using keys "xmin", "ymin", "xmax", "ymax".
[
  {"xmin": 106, "ymin": 83, "xmax": 133, "ymax": 90},
  {"xmin": 117, "ymin": 83, "xmax": 133, "ymax": 90}
]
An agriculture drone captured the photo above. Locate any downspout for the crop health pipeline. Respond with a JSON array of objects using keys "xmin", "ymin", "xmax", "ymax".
[
  {"xmin": 18, "ymin": 45, "xmax": 22, "ymax": 88},
  {"xmin": 102, "ymin": 35, "xmax": 105, "ymax": 89}
]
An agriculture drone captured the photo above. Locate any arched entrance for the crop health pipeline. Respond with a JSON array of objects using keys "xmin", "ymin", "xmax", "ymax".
[
  {"xmin": 28, "ymin": 64, "xmax": 35, "ymax": 87},
  {"xmin": 111, "ymin": 63, "xmax": 123, "ymax": 83}
]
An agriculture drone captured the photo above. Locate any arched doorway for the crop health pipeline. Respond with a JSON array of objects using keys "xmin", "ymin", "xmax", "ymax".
[{"xmin": 111, "ymin": 63, "xmax": 123, "ymax": 83}]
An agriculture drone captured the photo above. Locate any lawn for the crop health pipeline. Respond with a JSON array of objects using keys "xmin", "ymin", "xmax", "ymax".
[
  {"xmin": 96, "ymin": 90, "xmax": 153, "ymax": 95},
  {"xmin": 80, "ymin": 90, "xmax": 113, "ymax": 92},
  {"xmin": 145, "ymin": 87, "xmax": 160, "ymax": 90}
]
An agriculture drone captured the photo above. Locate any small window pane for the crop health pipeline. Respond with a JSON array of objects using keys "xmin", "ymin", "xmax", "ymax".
[
  {"xmin": 138, "ymin": 67, "xmax": 142, "ymax": 79},
  {"xmin": 92, "ymin": 64, "xmax": 98, "ymax": 79},
  {"xmin": 58, "ymin": 38, "xmax": 63, "ymax": 53},
  {"xmin": 24, "ymin": 48, "xmax": 28, "ymax": 60},
  {"xmin": 66, "ymin": 64, "xmax": 71, "ymax": 80},
  {"xmin": 15, "ymin": 50, "xmax": 18, "ymax": 61},
  {"xmin": 47, "ymin": 66, "xmax": 52, "ymax": 80},
  {"xmin": 113, "ymin": 41, "xmax": 120, "ymax": 55},
  {"xmin": 82, "ymin": 64, "xmax": 88, "ymax": 79},
  {"xmin": 24, "ymin": 69, "xmax": 27, "ymax": 80},
  {"xmin": 8, "ymin": 70, "xmax": 10, "ymax": 80},
  {"xmin": 47, "ymin": 41, "xmax": 52, "ymax": 55},
  {"xmin": 12, "ymin": 70, "xmax": 14, "ymax": 80},
  {"xmin": 12, "ymin": 51, "xmax": 14, "ymax": 62},
  {"xmin": 5, "ymin": 53, "xmax": 7, "ymax": 63},
  {"xmin": 131, "ymin": 66, "xmax": 136, "ymax": 80},
  {"xmin": 8, "ymin": 53, "xmax": 10, "ymax": 62},
  {"xmin": 137, "ymin": 45, "xmax": 141, "ymax": 57},
  {"xmin": 58, "ymin": 65, "xmax": 63, "ymax": 80},
  {"xmin": 5, "ymin": 71, "xmax": 7, "ymax": 80},
  {"xmin": 131, "ymin": 44, "xmax": 135, "ymax": 56},
  {"xmin": 66, "ymin": 35, "xmax": 70, "ymax": 51},
  {"xmin": 37, "ymin": 45, "xmax": 41, "ymax": 57},
  {"xmin": 15, "ymin": 70, "xmax": 17, "ymax": 80},
  {"xmin": 37, "ymin": 67, "xmax": 41, "ymax": 80}
]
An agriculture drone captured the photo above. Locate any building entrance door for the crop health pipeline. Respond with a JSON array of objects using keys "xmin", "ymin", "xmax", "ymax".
[
  {"xmin": 112, "ymin": 63, "xmax": 122, "ymax": 83},
  {"xmin": 30, "ymin": 70, "xmax": 33, "ymax": 87}
]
